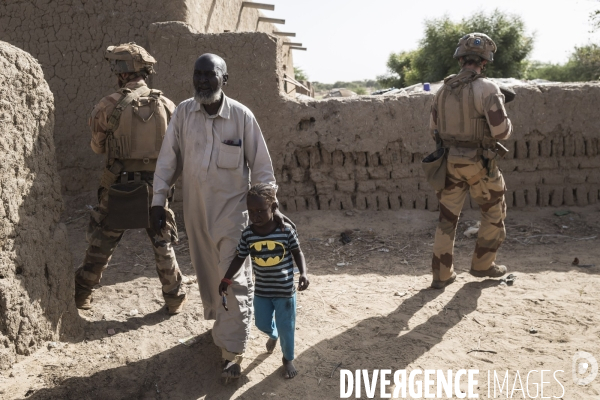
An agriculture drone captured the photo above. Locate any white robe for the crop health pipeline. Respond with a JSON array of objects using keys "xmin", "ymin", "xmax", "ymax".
[{"xmin": 152, "ymin": 94, "xmax": 275, "ymax": 354}]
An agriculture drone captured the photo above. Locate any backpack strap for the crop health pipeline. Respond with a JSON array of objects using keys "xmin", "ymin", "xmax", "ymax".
[{"xmin": 106, "ymin": 86, "xmax": 152, "ymax": 134}]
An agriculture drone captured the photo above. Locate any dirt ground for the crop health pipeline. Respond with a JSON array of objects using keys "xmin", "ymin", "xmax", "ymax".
[{"xmin": 1, "ymin": 192, "xmax": 599, "ymax": 399}]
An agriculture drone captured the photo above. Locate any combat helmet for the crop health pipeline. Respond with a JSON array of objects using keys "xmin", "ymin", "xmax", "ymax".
[
  {"xmin": 453, "ymin": 33, "xmax": 497, "ymax": 62},
  {"xmin": 104, "ymin": 42, "xmax": 156, "ymax": 75}
]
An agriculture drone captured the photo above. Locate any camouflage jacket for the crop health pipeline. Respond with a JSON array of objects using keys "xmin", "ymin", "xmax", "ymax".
[{"xmin": 429, "ymin": 68, "xmax": 513, "ymax": 162}]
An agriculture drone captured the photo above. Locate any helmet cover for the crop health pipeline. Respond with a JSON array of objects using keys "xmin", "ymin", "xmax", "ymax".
[
  {"xmin": 104, "ymin": 42, "xmax": 156, "ymax": 74},
  {"xmin": 453, "ymin": 33, "xmax": 497, "ymax": 62}
]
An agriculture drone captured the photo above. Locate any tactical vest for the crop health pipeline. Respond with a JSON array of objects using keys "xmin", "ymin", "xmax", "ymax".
[
  {"xmin": 435, "ymin": 72, "xmax": 493, "ymax": 149},
  {"xmin": 105, "ymin": 85, "xmax": 169, "ymax": 169}
]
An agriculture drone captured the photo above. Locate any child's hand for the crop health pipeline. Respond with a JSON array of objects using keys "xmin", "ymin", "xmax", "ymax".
[
  {"xmin": 218, "ymin": 281, "xmax": 230, "ymax": 296},
  {"xmin": 298, "ymin": 274, "xmax": 310, "ymax": 291}
]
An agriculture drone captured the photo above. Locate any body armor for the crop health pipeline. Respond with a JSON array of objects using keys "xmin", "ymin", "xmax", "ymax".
[
  {"xmin": 435, "ymin": 72, "xmax": 490, "ymax": 146},
  {"xmin": 105, "ymin": 86, "xmax": 169, "ymax": 169}
]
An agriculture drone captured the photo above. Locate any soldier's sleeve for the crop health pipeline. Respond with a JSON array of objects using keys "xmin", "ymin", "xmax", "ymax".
[
  {"xmin": 161, "ymin": 96, "xmax": 176, "ymax": 122},
  {"xmin": 243, "ymin": 110, "xmax": 276, "ymax": 187},
  {"xmin": 89, "ymin": 95, "xmax": 119, "ymax": 154},
  {"xmin": 483, "ymin": 85, "xmax": 513, "ymax": 140},
  {"xmin": 89, "ymin": 102, "xmax": 108, "ymax": 154},
  {"xmin": 152, "ymin": 105, "xmax": 183, "ymax": 207}
]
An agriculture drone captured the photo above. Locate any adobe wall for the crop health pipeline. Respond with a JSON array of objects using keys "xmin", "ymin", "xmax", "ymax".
[
  {"xmin": 0, "ymin": 0, "xmax": 280, "ymax": 194},
  {"xmin": 0, "ymin": 42, "xmax": 81, "ymax": 369},
  {"xmin": 150, "ymin": 24, "xmax": 600, "ymax": 211}
]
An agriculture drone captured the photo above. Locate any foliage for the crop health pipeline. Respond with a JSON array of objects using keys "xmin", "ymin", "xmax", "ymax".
[
  {"xmin": 312, "ymin": 79, "xmax": 381, "ymax": 94},
  {"xmin": 592, "ymin": 1, "xmax": 600, "ymax": 31},
  {"xmin": 294, "ymin": 67, "xmax": 308, "ymax": 82},
  {"xmin": 528, "ymin": 44, "xmax": 600, "ymax": 82},
  {"xmin": 378, "ymin": 10, "xmax": 534, "ymax": 88}
]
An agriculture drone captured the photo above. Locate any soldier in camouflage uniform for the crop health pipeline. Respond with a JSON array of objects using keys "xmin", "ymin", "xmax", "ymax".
[
  {"xmin": 429, "ymin": 33, "xmax": 513, "ymax": 289},
  {"xmin": 74, "ymin": 43, "xmax": 187, "ymax": 313}
]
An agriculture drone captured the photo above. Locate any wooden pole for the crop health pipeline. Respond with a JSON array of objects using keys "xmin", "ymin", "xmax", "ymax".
[
  {"xmin": 282, "ymin": 42, "xmax": 302, "ymax": 46},
  {"xmin": 290, "ymin": 46, "xmax": 307, "ymax": 51},
  {"xmin": 272, "ymin": 32, "xmax": 296, "ymax": 37},
  {"xmin": 258, "ymin": 17, "xmax": 285, "ymax": 24},
  {"xmin": 241, "ymin": 2, "xmax": 275, "ymax": 11}
]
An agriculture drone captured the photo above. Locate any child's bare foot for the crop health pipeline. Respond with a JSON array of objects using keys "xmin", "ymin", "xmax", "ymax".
[
  {"xmin": 282, "ymin": 356, "xmax": 297, "ymax": 379},
  {"xmin": 266, "ymin": 338, "xmax": 278, "ymax": 353},
  {"xmin": 221, "ymin": 360, "xmax": 241, "ymax": 378}
]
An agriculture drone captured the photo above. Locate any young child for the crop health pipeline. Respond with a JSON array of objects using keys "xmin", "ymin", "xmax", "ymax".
[{"xmin": 219, "ymin": 183, "xmax": 309, "ymax": 379}]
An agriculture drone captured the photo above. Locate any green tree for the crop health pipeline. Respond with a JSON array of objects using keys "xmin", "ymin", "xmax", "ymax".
[
  {"xmin": 294, "ymin": 67, "xmax": 308, "ymax": 82},
  {"xmin": 592, "ymin": 1, "xmax": 600, "ymax": 31},
  {"xmin": 378, "ymin": 10, "xmax": 534, "ymax": 88},
  {"xmin": 529, "ymin": 44, "xmax": 600, "ymax": 81}
]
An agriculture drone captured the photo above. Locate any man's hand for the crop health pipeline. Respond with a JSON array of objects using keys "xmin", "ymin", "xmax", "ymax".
[
  {"xmin": 219, "ymin": 281, "xmax": 230, "ymax": 296},
  {"xmin": 298, "ymin": 274, "xmax": 310, "ymax": 291},
  {"xmin": 273, "ymin": 208, "xmax": 296, "ymax": 231},
  {"xmin": 150, "ymin": 206, "xmax": 166, "ymax": 236}
]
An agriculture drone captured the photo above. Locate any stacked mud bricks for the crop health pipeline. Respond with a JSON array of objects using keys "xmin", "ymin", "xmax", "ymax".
[
  {"xmin": 278, "ymin": 142, "xmax": 436, "ymax": 212},
  {"xmin": 276, "ymin": 132, "xmax": 600, "ymax": 212}
]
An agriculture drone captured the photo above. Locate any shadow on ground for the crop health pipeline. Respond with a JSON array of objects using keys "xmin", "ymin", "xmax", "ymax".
[{"xmin": 24, "ymin": 281, "xmax": 498, "ymax": 399}]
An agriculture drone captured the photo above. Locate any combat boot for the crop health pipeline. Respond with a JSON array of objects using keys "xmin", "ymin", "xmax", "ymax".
[
  {"xmin": 469, "ymin": 263, "xmax": 507, "ymax": 278},
  {"xmin": 430, "ymin": 272, "xmax": 456, "ymax": 290},
  {"xmin": 75, "ymin": 283, "xmax": 93, "ymax": 310},
  {"xmin": 164, "ymin": 292, "xmax": 187, "ymax": 315}
]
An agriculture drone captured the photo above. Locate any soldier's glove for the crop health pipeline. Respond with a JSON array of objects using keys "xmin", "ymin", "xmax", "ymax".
[
  {"xmin": 499, "ymin": 86, "xmax": 516, "ymax": 103},
  {"xmin": 150, "ymin": 206, "xmax": 166, "ymax": 236}
]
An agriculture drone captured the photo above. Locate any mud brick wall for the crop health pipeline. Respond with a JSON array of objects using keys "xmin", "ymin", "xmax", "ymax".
[
  {"xmin": 0, "ymin": 42, "xmax": 81, "ymax": 369},
  {"xmin": 277, "ymin": 85, "xmax": 600, "ymax": 212},
  {"xmin": 0, "ymin": 0, "xmax": 281, "ymax": 193},
  {"xmin": 150, "ymin": 25, "xmax": 600, "ymax": 211}
]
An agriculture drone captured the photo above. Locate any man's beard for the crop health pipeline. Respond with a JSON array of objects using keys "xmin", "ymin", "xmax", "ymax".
[{"xmin": 194, "ymin": 87, "xmax": 223, "ymax": 105}]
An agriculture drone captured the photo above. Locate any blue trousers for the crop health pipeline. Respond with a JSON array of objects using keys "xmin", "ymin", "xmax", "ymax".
[{"xmin": 254, "ymin": 294, "xmax": 296, "ymax": 361}]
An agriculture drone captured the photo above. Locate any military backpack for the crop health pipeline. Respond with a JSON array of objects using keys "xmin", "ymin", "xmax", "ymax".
[{"xmin": 105, "ymin": 85, "xmax": 170, "ymax": 167}]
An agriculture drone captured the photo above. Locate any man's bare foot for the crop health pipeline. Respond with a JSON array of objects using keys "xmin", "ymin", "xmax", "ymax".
[
  {"xmin": 282, "ymin": 356, "xmax": 297, "ymax": 379},
  {"xmin": 266, "ymin": 338, "xmax": 278, "ymax": 353},
  {"xmin": 221, "ymin": 360, "xmax": 241, "ymax": 379}
]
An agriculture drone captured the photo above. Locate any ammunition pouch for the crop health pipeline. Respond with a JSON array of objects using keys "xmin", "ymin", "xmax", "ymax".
[
  {"xmin": 421, "ymin": 147, "xmax": 448, "ymax": 191},
  {"xmin": 99, "ymin": 160, "xmax": 124, "ymax": 190},
  {"xmin": 100, "ymin": 168, "xmax": 119, "ymax": 190},
  {"xmin": 105, "ymin": 182, "xmax": 150, "ymax": 230}
]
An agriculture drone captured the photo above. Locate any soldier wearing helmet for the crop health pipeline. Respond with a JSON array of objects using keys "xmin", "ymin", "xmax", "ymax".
[
  {"xmin": 74, "ymin": 43, "xmax": 188, "ymax": 314},
  {"xmin": 427, "ymin": 33, "xmax": 513, "ymax": 289},
  {"xmin": 105, "ymin": 42, "xmax": 156, "ymax": 87}
]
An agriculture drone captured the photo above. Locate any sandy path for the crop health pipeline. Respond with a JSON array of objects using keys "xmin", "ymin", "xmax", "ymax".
[{"xmin": 1, "ymin": 194, "xmax": 599, "ymax": 399}]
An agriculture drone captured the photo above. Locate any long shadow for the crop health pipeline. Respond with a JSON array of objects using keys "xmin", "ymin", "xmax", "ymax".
[
  {"xmin": 23, "ymin": 281, "xmax": 496, "ymax": 399},
  {"xmin": 239, "ymin": 280, "xmax": 498, "ymax": 398},
  {"xmin": 70, "ymin": 309, "xmax": 171, "ymax": 344},
  {"xmin": 22, "ymin": 331, "xmax": 244, "ymax": 400}
]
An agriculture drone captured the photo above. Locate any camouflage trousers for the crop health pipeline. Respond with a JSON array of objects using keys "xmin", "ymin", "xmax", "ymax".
[
  {"xmin": 75, "ymin": 187, "xmax": 184, "ymax": 295},
  {"xmin": 432, "ymin": 159, "xmax": 507, "ymax": 281}
]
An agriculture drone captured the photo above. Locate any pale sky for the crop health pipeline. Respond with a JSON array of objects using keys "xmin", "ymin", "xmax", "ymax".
[{"xmin": 266, "ymin": 0, "xmax": 600, "ymax": 82}]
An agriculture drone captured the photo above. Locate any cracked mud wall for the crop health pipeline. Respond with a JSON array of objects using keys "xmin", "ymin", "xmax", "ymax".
[
  {"xmin": 0, "ymin": 0, "xmax": 277, "ymax": 194},
  {"xmin": 0, "ymin": 42, "xmax": 80, "ymax": 369},
  {"xmin": 149, "ymin": 25, "xmax": 600, "ymax": 211}
]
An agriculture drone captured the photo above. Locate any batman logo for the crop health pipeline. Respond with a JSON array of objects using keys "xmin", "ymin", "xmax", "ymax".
[{"xmin": 250, "ymin": 240, "xmax": 286, "ymax": 267}]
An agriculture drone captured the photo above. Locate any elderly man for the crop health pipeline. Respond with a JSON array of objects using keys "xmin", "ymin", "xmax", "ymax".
[{"xmin": 151, "ymin": 54, "xmax": 281, "ymax": 378}]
